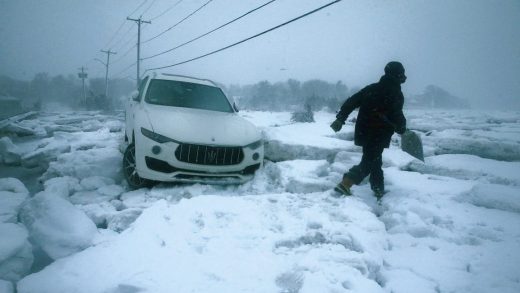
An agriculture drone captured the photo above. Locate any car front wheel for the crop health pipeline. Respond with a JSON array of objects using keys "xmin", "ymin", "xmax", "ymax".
[{"xmin": 123, "ymin": 143, "xmax": 150, "ymax": 189}]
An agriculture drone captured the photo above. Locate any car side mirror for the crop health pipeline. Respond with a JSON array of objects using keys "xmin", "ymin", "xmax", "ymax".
[
  {"xmin": 233, "ymin": 102, "xmax": 239, "ymax": 112},
  {"xmin": 131, "ymin": 91, "xmax": 140, "ymax": 102}
]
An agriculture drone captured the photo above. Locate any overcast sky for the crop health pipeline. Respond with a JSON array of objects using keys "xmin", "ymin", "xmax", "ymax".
[{"xmin": 1, "ymin": 0, "xmax": 519, "ymax": 108}]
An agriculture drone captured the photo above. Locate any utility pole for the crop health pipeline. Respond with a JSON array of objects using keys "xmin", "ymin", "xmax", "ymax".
[
  {"xmin": 100, "ymin": 50, "xmax": 117, "ymax": 98},
  {"xmin": 77, "ymin": 67, "xmax": 88, "ymax": 106},
  {"xmin": 126, "ymin": 16, "xmax": 151, "ymax": 87}
]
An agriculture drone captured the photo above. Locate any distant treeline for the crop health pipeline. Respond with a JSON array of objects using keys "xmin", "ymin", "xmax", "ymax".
[
  {"xmin": 224, "ymin": 79, "xmax": 357, "ymax": 112},
  {"xmin": 0, "ymin": 73, "xmax": 469, "ymax": 112},
  {"xmin": 226, "ymin": 79, "xmax": 470, "ymax": 111},
  {"xmin": 0, "ymin": 73, "xmax": 134, "ymax": 110}
]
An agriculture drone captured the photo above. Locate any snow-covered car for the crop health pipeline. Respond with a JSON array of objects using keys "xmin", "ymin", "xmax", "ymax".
[{"xmin": 123, "ymin": 73, "xmax": 263, "ymax": 189}]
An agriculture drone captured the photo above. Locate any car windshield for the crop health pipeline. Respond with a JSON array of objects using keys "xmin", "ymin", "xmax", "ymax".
[{"xmin": 145, "ymin": 79, "xmax": 233, "ymax": 113}]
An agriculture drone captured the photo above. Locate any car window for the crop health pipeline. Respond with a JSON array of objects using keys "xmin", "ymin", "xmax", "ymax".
[{"xmin": 145, "ymin": 79, "xmax": 233, "ymax": 113}]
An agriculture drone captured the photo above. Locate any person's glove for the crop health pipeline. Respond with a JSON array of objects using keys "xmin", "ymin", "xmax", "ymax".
[
  {"xmin": 330, "ymin": 119, "xmax": 344, "ymax": 132},
  {"xmin": 396, "ymin": 125, "xmax": 407, "ymax": 135}
]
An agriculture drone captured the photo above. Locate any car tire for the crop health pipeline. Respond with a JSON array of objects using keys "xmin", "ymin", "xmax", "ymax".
[{"xmin": 123, "ymin": 143, "xmax": 151, "ymax": 189}]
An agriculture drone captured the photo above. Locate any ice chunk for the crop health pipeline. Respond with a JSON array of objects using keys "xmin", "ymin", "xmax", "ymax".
[
  {"xmin": 434, "ymin": 137, "xmax": 520, "ymax": 162},
  {"xmin": 98, "ymin": 184, "xmax": 124, "ymax": 197},
  {"xmin": 77, "ymin": 202, "xmax": 117, "ymax": 227},
  {"xmin": 80, "ymin": 176, "xmax": 115, "ymax": 191},
  {"xmin": 456, "ymin": 184, "xmax": 520, "ymax": 213},
  {"xmin": 70, "ymin": 188, "xmax": 120, "ymax": 205},
  {"xmin": 383, "ymin": 148, "xmax": 422, "ymax": 169},
  {"xmin": 42, "ymin": 147, "xmax": 122, "ymax": 182},
  {"xmin": 0, "ymin": 280, "xmax": 14, "ymax": 293},
  {"xmin": 19, "ymin": 191, "xmax": 97, "ymax": 259},
  {"xmin": 21, "ymin": 142, "xmax": 71, "ymax": 168},
  {"xmin": 43, "ymin": 176, "xmax": 81, "ymax": 199},
  {"xmin": 0, "ymin": 178, "xmax": 28, "ymax": 194},
  {"xmin": 106, "ymin": 208, "xmax": 143, "ymax": 232},
  {"xmin": 0, "ymin": 178, "xmax": 29, "ymax": 223},
  {"xmin": 0, "ymin": 137, "xmax": 21, "ymax": 166},
  {"xmin": 407, "ymin": 154, "xmax": 520, "ymax": 186},
  {"xmin": 0, "ymin": 223, "xmax": 33, "ymax": 282}
]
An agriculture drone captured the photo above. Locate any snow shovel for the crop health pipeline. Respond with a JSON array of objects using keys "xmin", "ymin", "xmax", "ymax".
[
  {"xmin": 400, "ymin": 129, "xmax": 424, "ymax": 161},
  {"xmin": 379, "ymin": 114, "xmax": 424, "ymax": 161}
]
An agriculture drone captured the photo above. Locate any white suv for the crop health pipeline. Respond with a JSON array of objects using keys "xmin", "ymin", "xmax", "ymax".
[{"xmin": 123, "ymin": 73, "xmax": 263, "ymax": 189}]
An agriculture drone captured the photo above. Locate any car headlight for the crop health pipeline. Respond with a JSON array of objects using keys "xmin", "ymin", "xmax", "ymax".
[
  {"xmin": 141, "ymin": 127, "xmax": 176, "ymax": 143},
  {"xmin": 245, "ymin": 139, "xmax": 263, "ymax": 150}
]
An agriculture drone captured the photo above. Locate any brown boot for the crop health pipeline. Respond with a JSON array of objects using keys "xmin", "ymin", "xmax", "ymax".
[{"xmin": 334, "ymin": 176, "xmax": 354, "ymax": 196}]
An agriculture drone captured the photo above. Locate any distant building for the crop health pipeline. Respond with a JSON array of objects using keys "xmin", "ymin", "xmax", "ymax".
[{"xmin": 0, "ymin": 95, "xmax": 24, "ymax": 120}]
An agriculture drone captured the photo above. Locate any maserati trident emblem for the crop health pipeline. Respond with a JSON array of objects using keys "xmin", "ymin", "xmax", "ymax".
[{"xmin": 207, "ymin": 150, "xmax": 217, "ymax": 163}]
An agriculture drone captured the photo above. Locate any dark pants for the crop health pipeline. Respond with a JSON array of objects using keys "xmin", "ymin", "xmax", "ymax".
[{"xmin": 344, "ymin": 144, "xmax": 384, "ymax": 190}]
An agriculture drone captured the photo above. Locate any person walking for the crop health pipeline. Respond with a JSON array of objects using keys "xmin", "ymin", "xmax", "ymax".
[{"xmin": 330, "ymin": 61, "xmax": 407, "ymax": 198}]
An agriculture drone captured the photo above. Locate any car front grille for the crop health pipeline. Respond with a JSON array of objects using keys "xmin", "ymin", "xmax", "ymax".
[{"xmin": 175, "ymin": 143, "xmax": 244, "ymax": 165}]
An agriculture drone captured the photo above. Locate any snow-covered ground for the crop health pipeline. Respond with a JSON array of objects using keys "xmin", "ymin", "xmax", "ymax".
[{"xmin": 1, "ymin": 109, "xmax": 519, "ymax": 293}]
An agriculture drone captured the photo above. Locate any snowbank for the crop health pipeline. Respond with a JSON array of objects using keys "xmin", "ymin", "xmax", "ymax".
[
  {"xmin": 19, "ymin": 191, "xmax": 97, "ymax": 260},
  {"xmin": 18, "ymin": 194, "xmax": 387, "ymax": 293}
]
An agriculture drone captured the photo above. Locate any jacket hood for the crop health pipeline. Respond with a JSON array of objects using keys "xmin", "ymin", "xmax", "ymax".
[{"xmin": 144, "ymin": 104, "xmax": 261, "ymax": 146}]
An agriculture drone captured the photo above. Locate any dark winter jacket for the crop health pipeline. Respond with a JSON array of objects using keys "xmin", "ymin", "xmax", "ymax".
[{"xmin": 336, "ymin": 74, "xmax": 406, "ymax": 148}]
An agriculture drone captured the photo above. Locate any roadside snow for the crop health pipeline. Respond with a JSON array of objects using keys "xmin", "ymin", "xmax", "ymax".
[{"xmin": 18, "ymin": 193, "xmax": 387, "ymax": 293}]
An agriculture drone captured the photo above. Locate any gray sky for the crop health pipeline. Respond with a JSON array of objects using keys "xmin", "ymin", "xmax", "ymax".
[{"xmin": 1, "ymin": 0, "xmax": 519, "ymax": 108}]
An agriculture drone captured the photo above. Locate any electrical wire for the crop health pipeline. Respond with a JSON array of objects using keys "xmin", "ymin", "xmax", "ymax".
[
  {"xmin": 114, "ymin": 61, "xmax": 138, "ymax": 78},
  {"xmin": 129, "ymin": 0, "xmax": 150, "ymax": 17},
  {"xmin": 111, "ymin": 43, "xmax": 137, "ymax": 64},
  {"xmin": 110, "ymin": 23, "xmax": 136, "ymax": 51},
  {"xmin": 141, "ymin": 0, "xmax": 158, "ymax": 17},
  {"xmin": 149, "ymin": 0, "xmax": 184, "ymax": 21},
  {"xmin": 142, "ymin": 0, "xmax": 214, "ymax": 44},
  {"xmin": 146, "ymin": 0, "xmax": 342, "ymax": 71},
  {"xmin": 142, "ymin": 0, "xmax": 277, "ymax": 61},
  {"xmin": 103, "ymin": 0, "xmax": 149, "ymax": 49}
]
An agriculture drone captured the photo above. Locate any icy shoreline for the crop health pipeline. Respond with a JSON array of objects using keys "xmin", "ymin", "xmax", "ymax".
[{"xmin": 1, "ymin": 109, "xmax": 519, "ymax": 292}]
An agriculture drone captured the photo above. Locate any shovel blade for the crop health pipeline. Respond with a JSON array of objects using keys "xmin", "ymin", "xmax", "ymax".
[{"xmin": 401, "ymin": 130, "xmax": 424, "ymax": 161}]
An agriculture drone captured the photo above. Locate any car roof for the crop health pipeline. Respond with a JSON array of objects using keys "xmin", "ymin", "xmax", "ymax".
[{"xmin": 146, "ymin": 72, "xmax": 218, "ymax": 87}]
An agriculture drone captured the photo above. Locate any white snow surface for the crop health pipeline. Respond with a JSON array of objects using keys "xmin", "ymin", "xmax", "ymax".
[{"xmin": 0, "ymin": 109, "xmax": 518, "ymax": 292}]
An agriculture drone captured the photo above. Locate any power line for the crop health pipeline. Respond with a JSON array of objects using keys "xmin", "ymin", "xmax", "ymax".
[
  {"xmin": 114, "ymin": 61, "xmax": 138, "ymax": 78},
  {"xmin": 103, "ymin": 0, "xmax": 149, "ymax": 50},
  {"xmin": 129, "ymin": 0, "xmax": 150, "ymax": 17},
  {"xmin": 110, "ymin": 23, "xmax": 137, "ymax": 51},
  {"xmin": 142, "ymin": 0, "xmax": 277, "ymax": 61},
  {"xmin": 103, "ymin": 21, "xmax": 128, "ymax": 50},
  {"xmin": 141, "ymin": 0, "xmax": 158, "ymax": 17},
  {"xmin": 112, "ymin": 43, "xmax": 137, "ymax": 64},
  {"xmin": 146, "ymin": 0, "xmax": 342, "ymax": 72},
  {"xmin": 142, "ymin": 0, "xmax": 214, "ymax": 44},
  {"xmin": 149, "ymin": 0, "xmax": 184, "ymax": 21}
]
